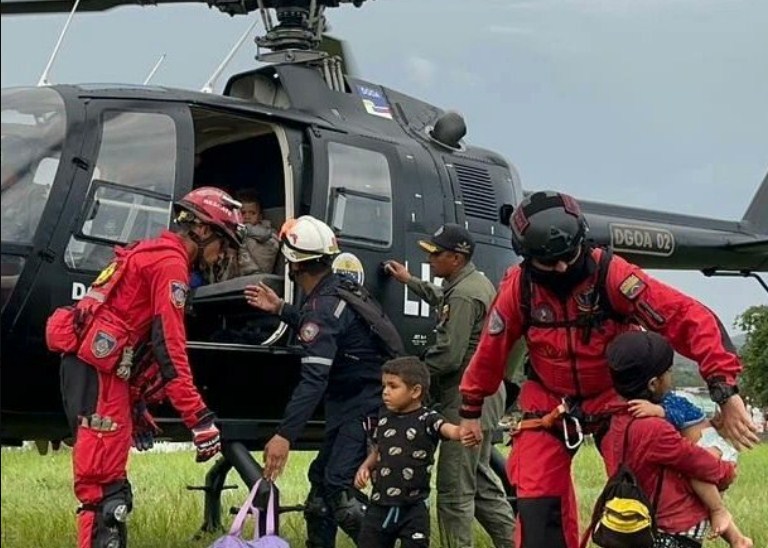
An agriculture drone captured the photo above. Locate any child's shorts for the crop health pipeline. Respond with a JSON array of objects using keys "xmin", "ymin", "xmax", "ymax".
[
  {"xmin": 697, "ymin": 427, "xmax": 738, "ymax": 463},
  {"xmin": 654, "ymin": 519, "xmax": 709, "ymax": 547}
]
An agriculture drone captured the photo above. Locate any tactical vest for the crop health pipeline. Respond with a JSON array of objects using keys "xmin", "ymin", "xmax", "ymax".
[
  {"xmin": 334, "ymin": 277, "xmax": 405, "ymax": 359},
  {"xmin": 45, "ymin": 243, "xmax": 136, "ymax": 362},
  {"xmin": 46, "ymin": 240, "xmax": 182, "ymax": 379}
]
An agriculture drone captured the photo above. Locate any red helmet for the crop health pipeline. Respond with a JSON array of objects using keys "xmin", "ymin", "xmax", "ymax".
[{"xmin": 175, "ymin": 187, "xmax": 246, "ymax": 247}]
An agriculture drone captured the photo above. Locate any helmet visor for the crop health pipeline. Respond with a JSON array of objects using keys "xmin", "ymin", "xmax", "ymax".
[
  {"xmin": 533, "ymin": 244, "xmax": 582, "ymax": 266},
  {"xmin": 280, "ymin": 241, "xmax": 323, "ymax": 263}
]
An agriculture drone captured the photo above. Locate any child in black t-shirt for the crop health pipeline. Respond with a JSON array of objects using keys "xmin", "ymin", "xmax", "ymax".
[{"xmin": 355, "ymin": 356, "xmax": 463, "ymax": 548}]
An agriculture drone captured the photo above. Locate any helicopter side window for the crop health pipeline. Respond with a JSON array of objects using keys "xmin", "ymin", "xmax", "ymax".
[
  {"xmin": 81, "ymin": 184, "xmax": 171, "ymax": 243},
  {"xmin": 327, "ymin": 142, "xmax": 392, "ymax": 246},
  {"xmin": 65, "ymin": 111, "xmax": 176, "ymax": 271},
  {"xmin": 1, "ymin": 87, "xmax": 67, "ymax": 245}
]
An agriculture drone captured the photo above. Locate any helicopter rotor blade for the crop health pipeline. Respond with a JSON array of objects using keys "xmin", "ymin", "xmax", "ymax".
[{"xmin": 0, "ymin": 0, "xmax": 194, "ymax": 15}]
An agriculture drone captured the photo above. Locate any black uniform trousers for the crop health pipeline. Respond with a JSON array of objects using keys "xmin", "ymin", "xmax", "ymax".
[{"xmin": 305, "ymin": 416, "xmax": 369, "ymax": 546}]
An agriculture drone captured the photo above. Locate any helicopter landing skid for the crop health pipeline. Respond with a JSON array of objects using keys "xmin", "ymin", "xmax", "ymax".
[
  {"xmin": 188, "ymin": 441, "xmax": 304, "ymax": 539},
  {"xmin": 187, "ymin": 455, "xmax": 236, "ymax": 537}
]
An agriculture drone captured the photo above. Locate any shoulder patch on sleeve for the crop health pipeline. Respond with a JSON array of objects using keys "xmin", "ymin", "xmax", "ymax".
[
  {"xmin": 487, "ymin": 308, "xmax": 506, "ymax": 335},
  {"xmin": 299, "ymin": 321, "xmax": 320, "ymax": 343},
  {"xmin": 618, "ymin": 274, "xmax": 646, "ymax": 301},
  {"xmin": 93, "ymin": 261, "xmax": 118, "ymax": 287},
  {"xmin": 170, "ymin": 280, "xmax": 189, "ymax": 308}
]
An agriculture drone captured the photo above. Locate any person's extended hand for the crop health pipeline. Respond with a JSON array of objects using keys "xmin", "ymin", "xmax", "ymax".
[
  {"xmin": 718, "ymin": 395, "xmax": 759, "ymax": 450},
  {"xmin": 191, "ymin": 421, "xmax": 221, "ymax": 463},
  {"xmin": 383, "ymin": 260, "xmax": 411, "ymax": 284},
  {"xmin": 263, "ymin": 434, "xmax": 291, "ymax": 481},
  {"xmin": 627, "ymin": 400, "xmax": 665, "ymax": 419},
  {"xmin": 244, "ymin": 282, "xmax": 282, "ymax": 314},
  {"xmin": 354, "ymin": 464, "xmax": 371, "ymax": 489},
  {"xmin": 459, "ymin": 418, "xmax": 483, "ymax": 447}
]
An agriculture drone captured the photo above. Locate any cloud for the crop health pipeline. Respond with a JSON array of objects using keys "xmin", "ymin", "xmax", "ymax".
[
  {"xmin": 405, "ymin": 56, "xmax": 438, "ymax": 89},
  {"xmin": 487, "ymin": 25, "xmax": 533, "ymax": 36}
]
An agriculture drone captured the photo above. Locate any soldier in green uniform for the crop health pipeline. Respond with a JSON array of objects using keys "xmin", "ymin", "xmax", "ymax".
[{"xmin": 385, "ymin": 223, "xmax": 515, "ymax": 548}]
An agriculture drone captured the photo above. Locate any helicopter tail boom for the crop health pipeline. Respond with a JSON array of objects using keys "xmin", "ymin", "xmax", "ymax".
[{"xmin": 562, "ymin": 170, "xmax": 767, "ymax": 273}]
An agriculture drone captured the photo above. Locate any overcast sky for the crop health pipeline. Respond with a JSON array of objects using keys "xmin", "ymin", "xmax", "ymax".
[{"xmin": 2, "ymin": 0, "xmax": 767, "ymax": 332}]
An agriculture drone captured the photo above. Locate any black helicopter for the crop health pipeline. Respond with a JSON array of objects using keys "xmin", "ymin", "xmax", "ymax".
[{"xmin": 2, "ymin": 0, "xmax": 767, "ymax": 533}]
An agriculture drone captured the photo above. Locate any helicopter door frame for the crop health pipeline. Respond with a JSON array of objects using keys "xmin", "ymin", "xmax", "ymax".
[
  {"xmin": 308, "ymin": 130, "xmax": 403, "ymax": 252},
  {"xmin": 307, "ymin": 129, "xmax": 419, "ymax": 343},
  {"xmin": 0, "ymin": 87, "xmax": 89, "ymax": 337},
  {"xmin": 60, "ymin": 99, "xmax": 194, "ymax": 276}
]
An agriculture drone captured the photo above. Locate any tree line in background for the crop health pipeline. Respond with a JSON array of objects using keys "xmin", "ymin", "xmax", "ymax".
[{"xmin": 737, "ymin": 304, "xmax": 768, "ymax": 408}]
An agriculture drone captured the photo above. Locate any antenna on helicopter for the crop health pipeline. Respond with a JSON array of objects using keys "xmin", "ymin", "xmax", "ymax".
[
  {"xmin": 37, "ymin": 0, "xmax": 82, "ymax": 86},
  {"xmin": 143, "ymin": 53, "xmax": 166, "ymax": 85},
  {"xmin": 201, "ymin": 19, "xmax": 259, "ymax": 94}
]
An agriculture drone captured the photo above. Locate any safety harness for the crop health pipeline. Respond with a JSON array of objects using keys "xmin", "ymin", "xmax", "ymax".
[
  {"xmin": 513, "ymin": 248, "xmax": 628, "ymax": 448},
  {"xmin": 520, "ymin": 247, "xmax": 625, "ymax": 344},
  {"xmin": 512, "ymin": 398, "xmax": 590, "ymax": 450}
]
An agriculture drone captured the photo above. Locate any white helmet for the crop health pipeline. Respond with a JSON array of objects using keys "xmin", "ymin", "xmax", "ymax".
[{"xmin": 279, "ymin": 216, "xmax": 340, "ymax": 263}]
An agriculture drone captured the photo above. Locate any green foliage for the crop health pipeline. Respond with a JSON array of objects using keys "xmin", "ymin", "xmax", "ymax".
[
  {"xmin": 2, "ymin": 444, "xmax": 768, "ymax": 547},
  {"xmin": 672, "ymin": 354, "xmax": 707, "ymax": 388},
  {"xmin": 735, "ymin": 305, "xmax": 768, "ymax": 407}
]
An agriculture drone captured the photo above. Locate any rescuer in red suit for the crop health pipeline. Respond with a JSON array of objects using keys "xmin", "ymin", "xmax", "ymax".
[
  {"xmin": 457, "ymin": 191, "xmax": 758, "ymax": 548},
  {"xmin": 51, "ymin": 186, "xmax": 246, "ymax": 548}
]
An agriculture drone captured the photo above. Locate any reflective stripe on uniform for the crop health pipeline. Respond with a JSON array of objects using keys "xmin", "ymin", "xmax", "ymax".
[
  {"xmin": 301, "ymin": 356, "xmax": 334, "ymax": 366},
  {"xmin": 84, "ymin": 290, "xmax": 107, "ymax": 303},
  {"xmin": 333, "ymin": 300, "xmax": 347, "ymax": 319}
]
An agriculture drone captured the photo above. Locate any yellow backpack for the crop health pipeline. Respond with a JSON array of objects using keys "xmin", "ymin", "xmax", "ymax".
[{"xmin": 581, "ymin": 420, "xmax": 663, "ymax": 548}]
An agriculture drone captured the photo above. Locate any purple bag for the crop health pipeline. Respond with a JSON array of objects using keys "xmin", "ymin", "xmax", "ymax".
[{"xmin": 208, "ymin": 479, "xmax": 290, "ymax": 548}]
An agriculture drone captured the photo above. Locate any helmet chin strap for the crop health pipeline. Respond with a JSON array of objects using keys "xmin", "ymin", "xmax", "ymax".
[
  {"xmin": 288, "ymin": 262, "xmax": 304, "ymax": 282},
  {"xmin": 188, "ymin": 229, "xmax": 221, "ymax": 267}
]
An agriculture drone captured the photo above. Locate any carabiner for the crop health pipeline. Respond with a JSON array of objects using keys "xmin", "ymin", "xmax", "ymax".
[
  {"xmin": 561, "ymin": 398, "xmax": 584, "ymax": 449},
  {"xmin": 562, "ymin": 413, "xmax": 584, "ymax": 450}
]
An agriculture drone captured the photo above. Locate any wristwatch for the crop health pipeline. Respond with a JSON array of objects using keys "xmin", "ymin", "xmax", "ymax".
[{"xmin": 708, "ymin": 382, "xmax": 739, "ymax": 405}]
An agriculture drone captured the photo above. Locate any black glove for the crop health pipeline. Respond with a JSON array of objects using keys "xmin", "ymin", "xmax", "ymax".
[{"xmin": 132, "ymin": 401, "xmax": 162, "ymax": 452}]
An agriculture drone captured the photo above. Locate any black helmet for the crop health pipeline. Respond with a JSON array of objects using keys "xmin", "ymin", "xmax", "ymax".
[{"xmin": 506, "ymin": 191, "xmax": 588, "ymax": 261}]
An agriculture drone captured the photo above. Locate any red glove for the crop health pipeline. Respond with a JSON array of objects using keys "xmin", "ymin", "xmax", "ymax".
[{"xmin": 192, "ymin": 421, "xmax": 221, "ymax": 462}]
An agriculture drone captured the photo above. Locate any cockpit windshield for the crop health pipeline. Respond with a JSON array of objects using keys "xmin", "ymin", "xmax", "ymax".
[{"xmin": 1, "ymin": 87, "xmax": 66, "ymax": 245}]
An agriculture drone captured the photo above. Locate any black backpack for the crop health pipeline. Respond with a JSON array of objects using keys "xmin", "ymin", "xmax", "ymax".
[
  {"xmin": 335, "ymin": 277, "xmax": 405, "ymax": 359},
  {"xmin": 581, "ymin": 419, "xmax": 664, "ymax": 548}
]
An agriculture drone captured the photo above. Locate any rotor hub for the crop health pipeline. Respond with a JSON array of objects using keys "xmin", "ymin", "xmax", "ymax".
[{"xmin": 256, "ymin": 6, "xmax": 320, "ymax": 51}]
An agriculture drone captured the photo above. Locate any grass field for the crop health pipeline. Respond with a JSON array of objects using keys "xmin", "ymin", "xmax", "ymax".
[{"xmin": 2, "ymin": 442, "xmax": 766, "ymax": 548}]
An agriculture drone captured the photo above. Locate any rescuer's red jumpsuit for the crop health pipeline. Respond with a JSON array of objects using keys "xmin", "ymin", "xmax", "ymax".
[
  {"xmin": 58, "ymin": 231, "xmax": 213, "ymax": 548},
  {"xmin": 459, "ymin": 247, "xmax": 743, "ymax": 548}
]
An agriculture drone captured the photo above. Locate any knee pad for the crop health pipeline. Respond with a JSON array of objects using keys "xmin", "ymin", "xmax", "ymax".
[
  {"xmin": 329, "ymin": 489, "xmax": 367, "ymax": 540},
  {"xmin": 92, "ymin": 480, "xmax": 133, "ymax": 548}
]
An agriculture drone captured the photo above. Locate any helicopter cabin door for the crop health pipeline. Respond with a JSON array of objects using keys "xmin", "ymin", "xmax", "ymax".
[
  {"xmin": 307, "ymin": 131, "xmax": 409, "ymax": 328},
  {"xmin": 1, "ymin": 95, "xmax": 192, "ymax": 439},
  {"xmin": 60, "ymin": 101, "xmax": 194, "ymax": 277}
]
